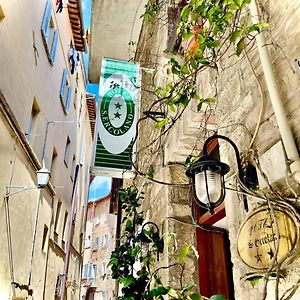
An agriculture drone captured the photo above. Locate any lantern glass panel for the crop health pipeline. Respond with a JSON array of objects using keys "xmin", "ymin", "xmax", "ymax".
[{"xmin": 195, "ymin": 168, "xmax": 222, "ymax": 205}]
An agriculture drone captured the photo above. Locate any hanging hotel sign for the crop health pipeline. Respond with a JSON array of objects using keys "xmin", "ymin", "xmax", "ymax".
[
  {"xmin": 237, "ymin": 205, "xmax": 299, "ymax": 269},
  {"xmin": 93, "ymin": 58, "xmax": 140, "ymax": 178}
]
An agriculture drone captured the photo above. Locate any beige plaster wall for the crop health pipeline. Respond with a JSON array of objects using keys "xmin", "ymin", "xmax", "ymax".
[{"xmin": 0, "ymin": 0, "xmax": 93, "ymax": 299}]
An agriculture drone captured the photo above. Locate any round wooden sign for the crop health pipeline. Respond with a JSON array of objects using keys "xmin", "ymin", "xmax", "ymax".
[{"xmin": 237, "ymin": 205, "xmax": 299, "ymax": 269}]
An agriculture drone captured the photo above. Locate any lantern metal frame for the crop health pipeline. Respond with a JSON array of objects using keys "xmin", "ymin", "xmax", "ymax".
[
  {"xmin": 186, "ymin": 134, "xmax": 250, "ymax": 214},
  {"xmin": 135, "ymin": 221, "xmax": 164, "ymax": 261}
]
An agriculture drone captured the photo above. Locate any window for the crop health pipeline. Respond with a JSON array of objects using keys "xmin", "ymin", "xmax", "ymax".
[
  {"xmin": 93, "ymin": 237, "xmax": 100, "ymax": 250},
  {"xmin": 82, "ymin": 263, "xmax": 97, "ymax": 281},
  {"xmin": 54, "ymin": 200, "xmax": 62, "ymax": 233},
  {"xmin": 41, "ymin": 0, "xmax": 58, "ymax": 65},
  {"xmin": 64, "ymin": 136, "xmax": 71, "ymax": 167},
  {"xmin": 42, "ymin": 224, "xmax": 49, "ymax": 252},
  {"xmin": 59, "ymin": 68, "xmax": 72, "ymax": 114},
  {"xmin": 91, "ymin": 265, "xmax": 97, "ymax": 280},
  {"xmin": 82, "ymin": 264, "xmax": 88, "ymax": 279},
  {"xmin": 27, "ymin": 99, "xmax": 40, "ymax": 141},
  {"xmin": 84, "ymin": 235, "xmax": 91, "ymax": 249},
  {"xmin": 103, "ymin": 234, "xmax": 109, "ymax": 247}
]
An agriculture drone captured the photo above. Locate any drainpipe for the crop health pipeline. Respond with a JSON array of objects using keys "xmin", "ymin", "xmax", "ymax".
[
  {"xmin": 60, "ymin": 164, "xmax": 80, "ymax": 300},
  {"xmin": 249, "ymin": 0, "xmax": 300, "ymax": 183}
]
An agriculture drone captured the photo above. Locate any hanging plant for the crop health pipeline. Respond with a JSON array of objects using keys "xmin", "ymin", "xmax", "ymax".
[{"xmin": 108, "ymin": 186, "xmax": 227, "ymax": 300}]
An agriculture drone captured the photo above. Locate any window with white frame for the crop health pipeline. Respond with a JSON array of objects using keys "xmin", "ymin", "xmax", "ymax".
[
  {"xmin": 41, "ymin": 0, "xmax": 58, "ymax": 65},
  {"xmin": 84, "ymin": 235, "xmax": 91, "ymax": 249},
  {"xmin": 103, "ymin": 234, "xmax": 109, "ymax": 247},
  {"xmin": 82, "ymin": 263, "xmax": 97, "ymax": 282},
  {"xmin": 60, "ymin": 68, "xmax": 72, "ymax": 114},
  {"xmin": 94, "ymin": 236, "xmax": 100, "ymax": 250}
]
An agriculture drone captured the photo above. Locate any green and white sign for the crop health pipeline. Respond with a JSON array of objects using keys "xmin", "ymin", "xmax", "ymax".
[{"xmin": 93, "ymin": 58, "xmax": 140, "ymax": 178}]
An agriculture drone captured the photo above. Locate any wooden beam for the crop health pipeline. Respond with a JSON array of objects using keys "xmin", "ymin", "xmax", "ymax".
[{"xmin": 198, "ymin": 202, "xmax": 226, "ymax": 225}]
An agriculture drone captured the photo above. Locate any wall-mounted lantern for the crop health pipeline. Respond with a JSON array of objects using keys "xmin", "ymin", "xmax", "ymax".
[
  {"xmin": 186, "ymin": 134, "xmax": 257, "ymax": 214},
  {"xmin": 135, "ymin": 221, "xmax": 164, "ymax": 261}
]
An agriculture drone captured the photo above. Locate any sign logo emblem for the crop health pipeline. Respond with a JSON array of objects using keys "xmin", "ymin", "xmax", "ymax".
[{"xmin": 100, "ymin": 86, "xmax": 135, "ymax": 136}]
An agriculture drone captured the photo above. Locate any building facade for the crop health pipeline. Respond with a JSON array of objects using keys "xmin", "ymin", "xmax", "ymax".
[
  {"xmin": 132, "ymin": 0, "xmax": 300, "ymax": 299},
  {"xmin": 81, "ymin": 193, "xmax": 117, "ymax": 300},
  {"xmin": 0, "ymin": 0, "xmax": 94, "ymax": 299},
  {"xmin": 89, "ymin": 0, "xmax": 300, "ymax": 299}
]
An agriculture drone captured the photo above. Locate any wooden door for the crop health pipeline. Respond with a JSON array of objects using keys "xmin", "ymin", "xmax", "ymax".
[{"xmin": 196, "ymin": 226, "xmax": 234, "ymax": 299}]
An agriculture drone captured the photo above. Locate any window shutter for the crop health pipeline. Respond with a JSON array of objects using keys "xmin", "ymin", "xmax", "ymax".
[
  {"xmin": 83, "ymin": 264, "xmax": 88, "ymax": 279},
  {"xmin": 41, "ymin": 0, "xmax": 52, "ymax": 41},
  {"xmin": 49, "ymin": 30, "xmax": 58, "ymax": 65},
  {"xmin": 65, "ymin": 86, "xmax": 72, "ymax": 113},
  {"xmin": 60, "ymin": 69, "xmax": 67, "ymax": 99},
  {"xmin": 196, "ymin": 227, "xmax": 234, "ymax": 299}
]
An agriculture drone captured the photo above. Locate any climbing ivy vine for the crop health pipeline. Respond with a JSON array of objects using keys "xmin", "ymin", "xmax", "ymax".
[
  {"xmin": 142, "ymin": 0, "xmax": 268, "ymax": 126},
  {"xmin": 109, "ymin": 186, "xmax": 227, "ymax": 300}
]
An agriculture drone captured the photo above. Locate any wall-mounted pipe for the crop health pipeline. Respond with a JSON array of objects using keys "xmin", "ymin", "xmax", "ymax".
[{"xmin": 249, "ymin": 0, "xmax": 300, "ymax": 183}]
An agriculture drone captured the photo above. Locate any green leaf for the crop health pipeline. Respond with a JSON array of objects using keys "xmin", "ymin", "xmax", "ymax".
[
  {"xmin": 247, "ymin": 275, "xmax": 263, "ymax": 287},
  {"xmin": 236, "ymin": 37, "xmax": 246, "ymax": 56},
  {"xmin": 224, "ymin": 12, "xmax": 234, "ymax": 22},
  {"xmin": 249, "ymin": 22, "xmax": 269, "ymax": 33},
  {"xmin": 171, "ymin": 65, "xmax": 181, "ymax": 75},
  {"xmin": 197, "ymin": 34, "xmax": 205, "ymax": 45},
  {"xmin": 181, "ymin": 66, "xmax": 190, "ymax": 75},
  {"xmin": 234, "ymin": 0, "xmax": 243, "ymax": 8},
  {"xmin": 155, "ymin": 117, "xmax": 170, "ymax": 129},
  {"xmin": 108, "ymin": 258, "xmax": 118, "ymax": 266},
  {"xmin": 190, "ymin": 293, "xmax": 203, "ymax": 300},
  {"xmin": 178, "ymin": 244, "xmax": 190, "ymax": 262},
  {"xmin": 125, "ymin": 219, "xmax": 133, "ymax": 231},
  {"xmin": 205, "ymin": 97, "xmax": 216, "ymax": 103},
  {"xmin": 198, "ymin": 59, "xmax": 210, "ymax": 65},
  {"xmin": 168, "ymin": 288, "xmax": 179, "ymax": 298},
  {"xmin": 195, "ymin": 4, "xmax": 205, "ymax": 15},
  {"xmin": 190, "ymin": 59, "xmax": 198, "ymax": 70},
  {"xmin": 181, "ymin": 5, "xmax": 191, "ymax": 22},
  {"xmin": 166, "ymin": 234, "xmax": 173, "ymax": 245},
  {"xmin": 241, "ymin": 272, "xmax": 265, "ymax": 287},
  {"xmin": 230, "ymin": 29, "xmax": 243, "ymax": 43},
  {"xmin": 182, "ymin": 30, "xmax": 193, "ymax": 41},
  {"xmin": 182, "ymin": 284, "xmax": 195, "ymax": 292},
  {"xmin": 227, "ymin": 3, "xmax": 239, "ymax": 10},
  {"xmin": 121, "ymin": 276, "xmax": 135, "ymax": 287},
  {"xmin": 148, "ymin": 286, "xmax": 169, "ymax": 297},
  {"xmin": 209, "ymin": 295, "xmax": 227, "ymax": 300},
  {"xmin": 207, "ymin": 39, "xmax": 220, "ymax": 48}
]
